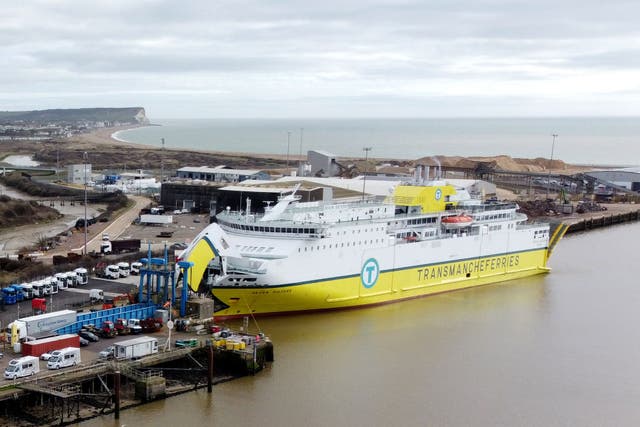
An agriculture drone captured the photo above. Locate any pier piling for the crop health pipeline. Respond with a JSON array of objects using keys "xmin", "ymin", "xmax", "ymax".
[{"xmin": 114, "ymin": 370, "xmax": 121, "ymax": 420}]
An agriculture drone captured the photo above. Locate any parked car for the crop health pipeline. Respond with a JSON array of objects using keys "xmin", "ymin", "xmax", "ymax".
[
  {"xmin": 99, "ymin": 346, "xmax": 115, "ymax": 360},
  {"xmin": 40, "ymin": 350, "xmax": 62, "ymax": 361},
  {"xmin": 78, "ymin": 330, "xmax": 100, "ymax": 342},
  {"xmin": 79, "ymin": 336, "xmax": 89, "ymax": 347}
]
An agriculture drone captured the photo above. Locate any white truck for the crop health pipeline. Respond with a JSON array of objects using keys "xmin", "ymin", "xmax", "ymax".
[
  {"xmin": 114, "ymin": 336, "xmax": 158, "ymax": 360},
  {"xmin": 89, "ymin": 289, "xmax": 104, "ymax": 302},
  {"xmin": 74, "ymin": 267, "xmax": 88, "ymax": 285},
  {"xmin": 130, "ymin": 262, "xmax": 143, "ymax": 275},
  {"xmin": 117, "ymin": 262, "xmax": 130, "ymax": 278},
  {"xmin": 54, "ymin": 272, "xmax": 68, "ymax": 290},
  {"xmin": 47, "ymin": 347, "xmax": 81, "ymax": 370},
  {"xmin": 7, "ymin": 310, "xmax": 78, "ymax": 344},
  {"xmin": 4, "ymin": 356, "xmax": 39, "ymax": 379},
  {"xmin": 140, "ymin": 214, "xmax": 173, "ymax": 225},
  {"xmin": 100, "ymin": 264, "xmax": 120, "ymax": 280}
]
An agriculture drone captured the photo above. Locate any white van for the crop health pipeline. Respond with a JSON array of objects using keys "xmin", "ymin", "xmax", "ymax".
[
  {"xmin": 117, "ymin": 262, "xmax": 130, "ymax": 278},
  {"xmin": 4, "ymin": 356, "xmax": 39, "ymax": 379},
  {"xmin": 74, "ymin": 267, "xmax": 89, "ymax": 286},
  {"xmin": 47, "ymin": 347, "xmax": 81, "ymax": 370}
]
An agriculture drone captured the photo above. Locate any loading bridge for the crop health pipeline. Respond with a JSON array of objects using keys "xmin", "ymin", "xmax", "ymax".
[{"xmin": 55, "ymin": 303, "xmax": 158, "ymax": 335}]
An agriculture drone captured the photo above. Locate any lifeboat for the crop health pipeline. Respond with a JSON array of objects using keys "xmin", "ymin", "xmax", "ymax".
[{"xmin": 441, "ymin": 214, "xmax": 473, "ymax": 228}]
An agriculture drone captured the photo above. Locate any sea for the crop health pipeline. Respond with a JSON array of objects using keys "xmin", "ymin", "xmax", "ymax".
[
  {"xmin": 113, "ymin": 117, "xmax": 640, "ymax": 166},
  {"xmin": 82, "ymin": 222, "xmax": 640, "ymax": 427}
]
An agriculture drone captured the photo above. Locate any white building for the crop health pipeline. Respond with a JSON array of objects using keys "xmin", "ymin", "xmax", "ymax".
[{"xmin": 67, "ymin": 163, "xmax": 92, "ymax": 185}]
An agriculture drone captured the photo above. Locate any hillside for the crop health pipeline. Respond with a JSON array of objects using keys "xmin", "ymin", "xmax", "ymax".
[
  {"xmin": 0, "ymin": 195, "xmax": 62, "ymax": 229},
  {"xmin": 0, "ymin": 107, "xmax": 149, "ymax": 125}
]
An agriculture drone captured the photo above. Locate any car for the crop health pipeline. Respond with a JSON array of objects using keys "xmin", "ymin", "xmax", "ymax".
[
  {"xmin": 78, "ymin": 330, "xmax": 100, "ymax": 342},
  {"xmin": 99, "ymin": 345, "xmax": 115, "ymax": 360},
  {"xmin": 40, "ymin": 350, "xmax": 62, "ymax": 361},
  {"xmin": 79, "ymin": 336, "xmax": 89, "ymax": 346}
]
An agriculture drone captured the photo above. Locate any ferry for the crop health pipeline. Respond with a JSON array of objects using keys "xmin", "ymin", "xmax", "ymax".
[{"xmin": 179, "ymin": 179, "xmax": 567, "ymax": 318}]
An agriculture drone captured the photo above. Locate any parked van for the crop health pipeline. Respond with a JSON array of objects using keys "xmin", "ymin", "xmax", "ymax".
[
  {"xmin": 47, "ymin": 347, "xmax": 81, "ymax": 370},
  {"xmin": 117, "ymin": 262, "xmax": 130, "ymax": 278},
  {"xmin": 4, "ymin": 356, "xmax": 39, "ymax": 379}
]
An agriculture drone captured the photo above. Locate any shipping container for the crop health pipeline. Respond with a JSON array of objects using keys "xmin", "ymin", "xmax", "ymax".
[{"xmin": 21, "ymin": 334, "xmax": 80, "ymax": 357}]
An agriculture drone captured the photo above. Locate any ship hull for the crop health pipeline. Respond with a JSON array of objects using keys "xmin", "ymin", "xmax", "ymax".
[{"xmin": 211, "ymin": 247, "xmax": 549, "ymax": 318}]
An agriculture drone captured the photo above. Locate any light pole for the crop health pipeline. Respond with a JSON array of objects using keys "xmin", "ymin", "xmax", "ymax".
[
  {"xmin": 83, "ymin": 151, "xmax": 88, "ymax": 256},
  {"xmin": 286, "ymin": 131, "xmax": 291, "ymax": 171},
  {"xmin": 362, "ymin": 147, "xmax": 372, "ymax": 200},
  {"xmin": 546, "ymin": 134, "xmax": 558, "ymax": 200},
  {"xmin": 160, "ymin": 137, "xmax": 165, "ymax": 183}
]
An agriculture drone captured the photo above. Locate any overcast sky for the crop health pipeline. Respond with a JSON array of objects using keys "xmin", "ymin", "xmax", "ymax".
[{"xmin": 3, "ymin": 1, "xmax": 639, "ymax": 118}]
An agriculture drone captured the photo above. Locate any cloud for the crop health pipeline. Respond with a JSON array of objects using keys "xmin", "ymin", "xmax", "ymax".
[{"xmin": 2, "ymin": 0, "xmax": 640, "ymax": 117}]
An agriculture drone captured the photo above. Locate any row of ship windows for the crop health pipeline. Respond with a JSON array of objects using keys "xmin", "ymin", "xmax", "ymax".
[
  {"xmin": 477, "ymin": 213, "xmax": 510, "ymax": 221},
  {"xmin": 334, "ymin": 227, "xmax": 384, "ymax": 236},
  {"xmin": 298, "ymin": 240, "xmax": 385, "ymax": 252},
  {"xmin": 225, "ymin": 222, "xmax": 318, "ymax": 234},
  {"xmin": 407, "ymin": 217, "xmax": 437, "ymax": 225}
]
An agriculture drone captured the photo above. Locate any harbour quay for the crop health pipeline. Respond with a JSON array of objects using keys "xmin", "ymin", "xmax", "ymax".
[{"xmin": 0, "ymin": 330, "xmax": 274, "ymax": 426}]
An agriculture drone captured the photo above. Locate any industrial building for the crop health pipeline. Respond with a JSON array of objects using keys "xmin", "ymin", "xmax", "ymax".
[
  {"xmin": 308, "ymin": 150, "xmax": 340, "ymax": 177},
  {"xmin": 587, "ymin": 168, "xmax": 640, "ymax": 192},
  {"xmin": 176, "ymin": 166, "xmax": 270, "ymax": 183}
]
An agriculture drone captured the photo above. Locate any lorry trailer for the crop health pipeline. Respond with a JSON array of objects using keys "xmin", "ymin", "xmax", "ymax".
[
  {"xmin": 7, "ymin": 310, "xmax": 77, "ymax": 344},
  {"xmin": 114, "ymin": 336, "xmax": 158, "ymax": 360}
]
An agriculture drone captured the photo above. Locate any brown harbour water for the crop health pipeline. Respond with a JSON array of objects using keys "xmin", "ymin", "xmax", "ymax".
[{"xmin": 82, "ymin": 223, "xmax": 640, "ymax": 427}]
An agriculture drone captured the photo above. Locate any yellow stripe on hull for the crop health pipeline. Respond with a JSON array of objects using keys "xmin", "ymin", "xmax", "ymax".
[{"xmin": 212, "ymin": 249, "xmax": 549, "ymax": 318}]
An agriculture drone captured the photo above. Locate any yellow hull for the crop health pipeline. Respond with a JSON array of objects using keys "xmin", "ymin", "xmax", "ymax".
[{"xmin": 212, "ymin": 248, "xmax": 550, "ymax": 318}]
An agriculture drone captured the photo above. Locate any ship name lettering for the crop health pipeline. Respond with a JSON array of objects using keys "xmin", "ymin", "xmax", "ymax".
[{"xmin": 416, "ymin": 255, "xmax": 521, "ymax": 282}]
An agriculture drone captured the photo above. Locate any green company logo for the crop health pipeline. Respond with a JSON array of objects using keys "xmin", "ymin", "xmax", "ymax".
[{"xmin": 361, "ymin": 258, "xmax": 379, "ymax": 288}]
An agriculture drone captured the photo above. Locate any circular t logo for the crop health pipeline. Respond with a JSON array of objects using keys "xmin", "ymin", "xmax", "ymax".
[
  {"xmin": 435, "ymin": 188, "xmax": 442, "ymax": 201},
  {"xmin": 361, "ymin": 258, "xmax": 379, "ymax": 288}
]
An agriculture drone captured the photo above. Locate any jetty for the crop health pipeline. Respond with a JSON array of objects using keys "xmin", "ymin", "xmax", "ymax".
[{"xmin": 0, "ymin": 337, "xmax": 274, "ymax": 426}]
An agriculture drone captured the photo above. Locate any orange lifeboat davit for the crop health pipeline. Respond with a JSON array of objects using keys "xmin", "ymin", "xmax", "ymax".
[{"xmin": 441, "ymin": 214, "xmax": 473, "ymax": 227}]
